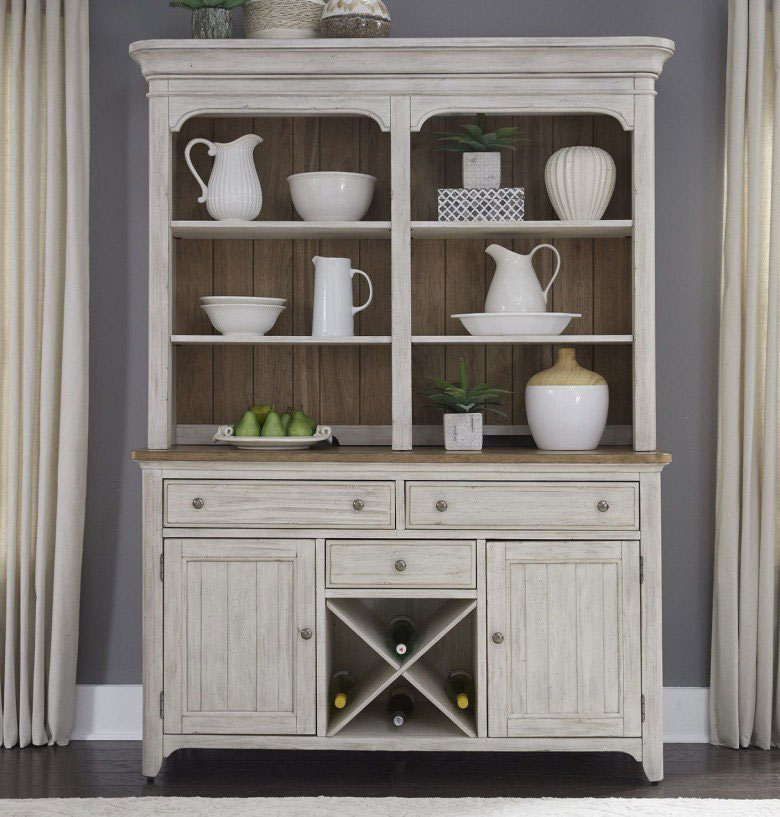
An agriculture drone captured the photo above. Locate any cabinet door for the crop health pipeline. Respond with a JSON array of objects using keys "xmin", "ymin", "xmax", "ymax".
[
  {"xmin": 163, "ymin": 539, "xmax": 315, "ymax": 735},
  {"xmin": 487, "ymin": 541, "xmax": 641, "ymax": 738}
]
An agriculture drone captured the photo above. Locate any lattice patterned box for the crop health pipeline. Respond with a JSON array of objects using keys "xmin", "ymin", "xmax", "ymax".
[{"xmin": 437, "ymin": 187, "xmax": 525, "ymax": 222}]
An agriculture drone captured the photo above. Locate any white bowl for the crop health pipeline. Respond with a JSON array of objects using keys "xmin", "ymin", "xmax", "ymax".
[
  {"xmin": 201, "ymin": 303, "xmax": 285, "ymax": 336},
  {"xmin": 451, "ymin": 312, "xmax": 581, "ymax": 336},
  {"xmin": 200, "ymin": 295, "xmax": 286, "ymax": 307},
  {"xmin": 287, "ymin": 172, "xmax": 377, "ymax": 222}
]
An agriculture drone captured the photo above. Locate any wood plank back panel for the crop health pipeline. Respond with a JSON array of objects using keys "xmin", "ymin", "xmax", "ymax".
[{"xmin": 174, "ymin": 114, "xmax": 630, "ymax": 433}]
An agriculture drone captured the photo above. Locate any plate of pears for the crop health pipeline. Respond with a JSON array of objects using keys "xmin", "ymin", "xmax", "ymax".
[{"xmin": 213, "ymin": 404, "xmax": 333, "ymax": 450}]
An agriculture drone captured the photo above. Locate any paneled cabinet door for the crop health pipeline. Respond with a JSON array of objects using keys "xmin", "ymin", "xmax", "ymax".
[
  {"xmin": 487, "ymin": 541, "xmax": 641, "ymax": 738},
  {"xmin": 163, "ymin": 539, "xmax": 315, "ymax": 735}
]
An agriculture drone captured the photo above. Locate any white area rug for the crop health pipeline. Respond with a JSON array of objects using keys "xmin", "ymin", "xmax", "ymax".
[{"xmin": 1, "ymin": 799, "xmax": 778, "ymax": 817}]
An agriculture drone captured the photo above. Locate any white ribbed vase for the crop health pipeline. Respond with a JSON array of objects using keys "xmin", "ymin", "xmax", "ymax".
[
  {"xmin": 184, "ymin": 134, "xmax": 264, "ymax": 221},
  {"xmin": 544, "ymin": 146, "xmax": 616, "ymax": 221}
]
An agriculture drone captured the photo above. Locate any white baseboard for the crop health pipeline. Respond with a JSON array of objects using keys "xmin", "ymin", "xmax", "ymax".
[{"xmin": 72, "ymin": 684, "xmax": 710, "ymax": 743}]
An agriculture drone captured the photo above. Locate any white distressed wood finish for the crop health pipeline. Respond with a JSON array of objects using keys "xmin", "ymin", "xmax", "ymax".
[
  {"xmin": 172, "ymin": 221, "xmax": 391, "ymax": 239},
  {"xmin": 326, "ymin": 540, "xmax": 475, "ymax": 589},
  {"xmin": 171, "ymin": 335, "xmax": 392, "ymax": 346},
  {"xmin": 164, "ymin": 480, "xmax": 395, "ymax": 528},
  {"xmin": 131, "ymin": 37, "xmax": 673, "ymax": 778},
  {"xmin": 411, "ymin": 335, "xmax": 633, "ymax": 345},
  {"xmin": 486, "ymin": 541, "xmax": 641, "ymax": 739},
  {"xmin": 412, "ymin": 220, "xmax": 633, "ymax": 239},
  {"xmin": 406, "ymin": 481, "xmax": 639, "ymax": 530},
  {"xmin": 391, "ymin": 96, "xmax": 413, "ymax": 450},
  {"xmin": 164, "ymin": 538, "xmax": 315, "ymax": 735}
]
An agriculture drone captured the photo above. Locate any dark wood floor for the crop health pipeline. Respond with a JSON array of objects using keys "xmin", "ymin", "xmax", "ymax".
[{"xmin": 1, "ymin": 743, "xmax": 778, "ymax": 799}]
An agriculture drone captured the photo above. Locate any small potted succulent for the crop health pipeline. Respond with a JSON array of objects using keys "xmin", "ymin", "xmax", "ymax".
[
  {"xmin": 170, "ymin": 0, "xmax": 246, "ymax": 39},
  {"xmin": 438, "ymin": 113, "xmax": 523, "ymax": 190},
  {"xmin": 427, "ymin": 360, "xmax": 509, "ymax": 451}
]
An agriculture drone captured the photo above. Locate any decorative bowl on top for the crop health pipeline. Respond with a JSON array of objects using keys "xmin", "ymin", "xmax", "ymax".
[
  {"xmin": 201, "ymin": 302, "xmax": 285, "ymax": 337},
  {"xmin": 213, "ymin": 425, "xmax": 333, "ymax": 450},
  {"xmin": 287, "ymin": 171, "xmax": 377, "ymax": 221},
  {"xmin": 451, "ymin": 312, "xmax": 581, "ymax": 337}
]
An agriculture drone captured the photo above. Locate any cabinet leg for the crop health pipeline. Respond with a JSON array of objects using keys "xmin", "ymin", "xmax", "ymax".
[
  {"xmin": 642, "ymin": 748, "xmax": 663, "ymax": 784},
  {"xmin": 142, "ymin": 740, "xmax": 163, "ymax": 780}
]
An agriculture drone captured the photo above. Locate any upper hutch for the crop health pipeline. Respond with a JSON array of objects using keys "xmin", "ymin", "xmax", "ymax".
[{"xmin": 131, "ymin": 37, "xmax": 673, "ymax": 783}]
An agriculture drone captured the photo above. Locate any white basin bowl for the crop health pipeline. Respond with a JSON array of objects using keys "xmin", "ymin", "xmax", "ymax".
[
  {"xmin": 200, "ymin": 295, "xmax": 286, "ymax": 307},
  {"xmin": 202, "ymin": 303, "xmax": 285, "ymax": 337},
  {"xmin": 288, "ymin": 171, "xmax": 376, "ymax": 222},
  {"xmin": 451, "ymin": 312, "xmax": 581, "ymax": 336}
]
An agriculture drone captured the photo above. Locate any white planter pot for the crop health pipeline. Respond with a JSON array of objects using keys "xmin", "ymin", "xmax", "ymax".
[
  {"xmin": 544, "ymin": 146, "xmax": 616, "ymax": 221},
  {"xmin": 462, "ymin": 153, "xmax": 501, "ymax": 190},
  {"xmin": 443, "ymin": 413, "xmax": 483, "ymax": 451},
  {"xmin": 525, "ymin": 384, "xmax": 609, "ymax": 450}
]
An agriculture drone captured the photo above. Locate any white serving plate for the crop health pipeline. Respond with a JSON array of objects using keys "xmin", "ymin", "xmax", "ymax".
[
  {"xmin": 452, "ymin": 312, "xmax": 581, "ymax": 336},
  {"xmin": 200, "ymin": 296, "xmax": 286, "ymax": 306},
  {"xmin": 213, "ymin": 425, "xmax": 333, "ymax": 450}
]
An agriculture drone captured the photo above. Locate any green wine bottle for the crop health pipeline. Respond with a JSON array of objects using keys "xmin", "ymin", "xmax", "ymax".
[
  {"xmin": 445, "ymin": 669, "xmax": 475, "ymax": 711},
  {"xmin": 387, "ymin": 615, "xmax": 416, "ymax": 656},
  {"xmin": 329, "ymin": 670, "xmax": 358, "ymax": 711},
  {"xmin": 387, "ymin": 685, "xmax": 415, "ymax": 727}
]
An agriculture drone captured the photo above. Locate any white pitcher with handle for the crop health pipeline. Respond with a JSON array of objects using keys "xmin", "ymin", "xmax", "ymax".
[
  {"xmin": 311, "ymin": 256, "xmax": 373, "ymax": 338},
  {"xmin": 185, "ymin": 134, "xmax": 263, "ymax": 221},
  {"xmin": 484, "ymin": 244, "xmax": 561, "ymax": 313}
]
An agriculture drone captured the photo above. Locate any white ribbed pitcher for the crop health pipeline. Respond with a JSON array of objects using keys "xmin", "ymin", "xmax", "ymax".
[{"xmin": 185, "ymin": 134, "xmax": 263, "ymax": 221}]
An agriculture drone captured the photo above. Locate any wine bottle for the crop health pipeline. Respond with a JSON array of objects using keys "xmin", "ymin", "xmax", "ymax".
[
  {"xmin": 329, "ymin": 670, "xmax": 358, "ymax": 711},
  {"xmin": 445, "ymin": 669, "xmax": 475, "ymax": 711},
  {"xmin": 387, "ymin": 615, "xmax": 416, "ymax": 656},
  {"xmin": 387, "ymin": 685, "xmax": 415, "ymax": 727}
]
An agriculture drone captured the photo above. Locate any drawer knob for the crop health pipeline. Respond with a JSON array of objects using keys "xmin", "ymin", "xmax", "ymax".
[
  {"xmin": 492, "ymin": 632, "xmax": 505, "ymax": 645},
  {"xmin": 192, "ymin": 497, "xmax": 205, "ymax": 510},
  {"xmin": 352, "ymin": 499, "xmax": 365, "ymax": 512},
  {"xmin": 300, "ymin": 627, "xmax": 313, "ymax": 640},
  {"xmin": 394, "ymin": 559, "xmax": 407, "ymax": 572},
  {"xmin": 435, "ymin": 499, "xmax": 448, "ymax": 513},
  {"xmin": 597, "ymin": 500, "xmax": 610, "ymax": 513}
]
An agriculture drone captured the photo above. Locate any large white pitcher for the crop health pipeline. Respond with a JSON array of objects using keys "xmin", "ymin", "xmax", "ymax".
[
  {"xmin": 484, "ymin": 243, "xmax": 561, "ymax": 313},
  {"xmin": 311, "ymin": 256, "xmax": 373, "ymax": 338},
  {"xmin": 185, "ymin": 134, "xmax": 263, "ymax": 221}
]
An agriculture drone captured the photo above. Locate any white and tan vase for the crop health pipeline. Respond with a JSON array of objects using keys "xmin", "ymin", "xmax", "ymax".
[
  {"xmin": 462, "ymin": 152, "xmax": 501, "ymax": 190},
  {"xmin": 244, "ymin": 0, "xmax": 325, "ymax": 38},
  {"xmin": 321, "ymin": 0, "xmax": 391, "ymax": 37},
  {"xmin": 544, "ymin": 146, "xmax": 616, "ymax": 221},
  {"xmin": 525, "ymin": 347, "xmax": 609, "ymax": 450},
  {"xmin": 443, "ymin": 413, "xmax": 483, "ymax": 451}
]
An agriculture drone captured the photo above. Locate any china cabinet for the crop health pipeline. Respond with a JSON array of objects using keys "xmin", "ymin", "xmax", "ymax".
[{"xmin": 131, "ymin": 36, "xmax": 673, "ymax": 782}]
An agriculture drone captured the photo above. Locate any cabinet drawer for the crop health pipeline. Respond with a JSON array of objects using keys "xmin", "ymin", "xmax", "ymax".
[
  {"xmin": 326, "ymin": 540, "xmax": 475, "ymax": 588},
  {"xmin": 405, "ymin": 482, "xmax": 638, "ymax": 530},
  {"xmin": 165, "ymin": 481, "xmax": 395, "ymax": 528}
]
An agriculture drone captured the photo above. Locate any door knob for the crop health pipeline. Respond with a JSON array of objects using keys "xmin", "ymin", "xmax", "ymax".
[
  {"xmin": 394, "ymin": 559, "xmax": 407, "ymax": 572},
  {"xmin": 492, "ymin": 632, "xmax": 505, "ymax": 645},
  {"xmin": 353, "ymin": 499, "xmax": 365, "ymax": 511},
  {"xmin": 192, "ymin": 497, "xmax": 204, "ymax": 510},
  {"xmin": 300, "ymin": 628, "xmax": 313, "ymax": 640}
]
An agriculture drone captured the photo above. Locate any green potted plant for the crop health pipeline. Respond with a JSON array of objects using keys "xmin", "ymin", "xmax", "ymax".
[
  {"xmin": 427, "ymin": 360, "xmax": 509, "ymax": 451},
  {"xmin": 438, "ymin": 113, "xmax": 523, "ymax": 190},
  {"xmin": 170, "ymin": 0, "xmax": 246, "ymax": 39}
]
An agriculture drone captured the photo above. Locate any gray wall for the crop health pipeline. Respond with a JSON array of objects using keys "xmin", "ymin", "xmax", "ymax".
[{"xmin": 81, "ymin": 0, "xmax": 726, "ymax": 685}]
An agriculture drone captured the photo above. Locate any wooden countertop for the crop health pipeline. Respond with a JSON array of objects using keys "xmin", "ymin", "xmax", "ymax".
[{"xmin": 132, "ymin": 446, "xmax": 672, "ymax": 465}]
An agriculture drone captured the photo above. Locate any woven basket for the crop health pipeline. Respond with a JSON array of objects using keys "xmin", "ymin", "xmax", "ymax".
[{"xmin": 244, "ymin": 0, "xmax": 325, "ymax": 38}]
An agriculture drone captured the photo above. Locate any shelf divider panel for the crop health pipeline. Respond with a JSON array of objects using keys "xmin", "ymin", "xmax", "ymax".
[
  {"xmin": 326, "ymin": 598, "xmax": 400, "ymax": 670},
  {"xmin": 403, "ymin": 658, "xmax": 477, "ymax": 738},
  {"xmin": 326, "ymin": 661, "xmax": 398, "ymax": 737}
]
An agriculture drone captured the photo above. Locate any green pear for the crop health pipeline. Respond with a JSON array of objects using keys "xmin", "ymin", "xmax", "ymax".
[
  {"xmin": 280, "ymin": 410, "xmax": 292, "ymax": 432},
  {"xmin": 251, "ymin": 404, "xmax": 273, "ymax": 425},
  {"xmin": 234, "ymin": 410, "xmax": 261, "ymax": 437},
  {"xmin": 293, "ymin": 410, "xmax": 317, "ymax": 431},
  {"xmin": 261, "ymin": 411, "xmax": 286, "ymax": 437},
  {"xmin": 288, "ymin": 416, "xmax": 314, "ymax": 437}
]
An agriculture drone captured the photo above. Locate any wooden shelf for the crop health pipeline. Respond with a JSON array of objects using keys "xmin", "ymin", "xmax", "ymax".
[
  {"xmin": 412, "ymin": 335, "xmax": 633, "ymax": 345},
  {"xmin": 411, "ymin": 220, "xmax": 633, "ymax": 239},
  {"xmin": 171, "ymin": 220, "xmax": 391, "ymax": 239},
  {"xmin": 171, "ymin": 335, "xmax": 392, "ymax": 346}
]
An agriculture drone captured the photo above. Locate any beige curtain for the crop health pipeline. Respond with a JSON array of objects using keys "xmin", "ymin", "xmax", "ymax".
[
  {"xmin": 0, "ymin": 0, "xmax": 89, "ymax": 747},
  {"xmin": 711, "ymin": 0, "xmax": 780, "ymax": 749}
]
